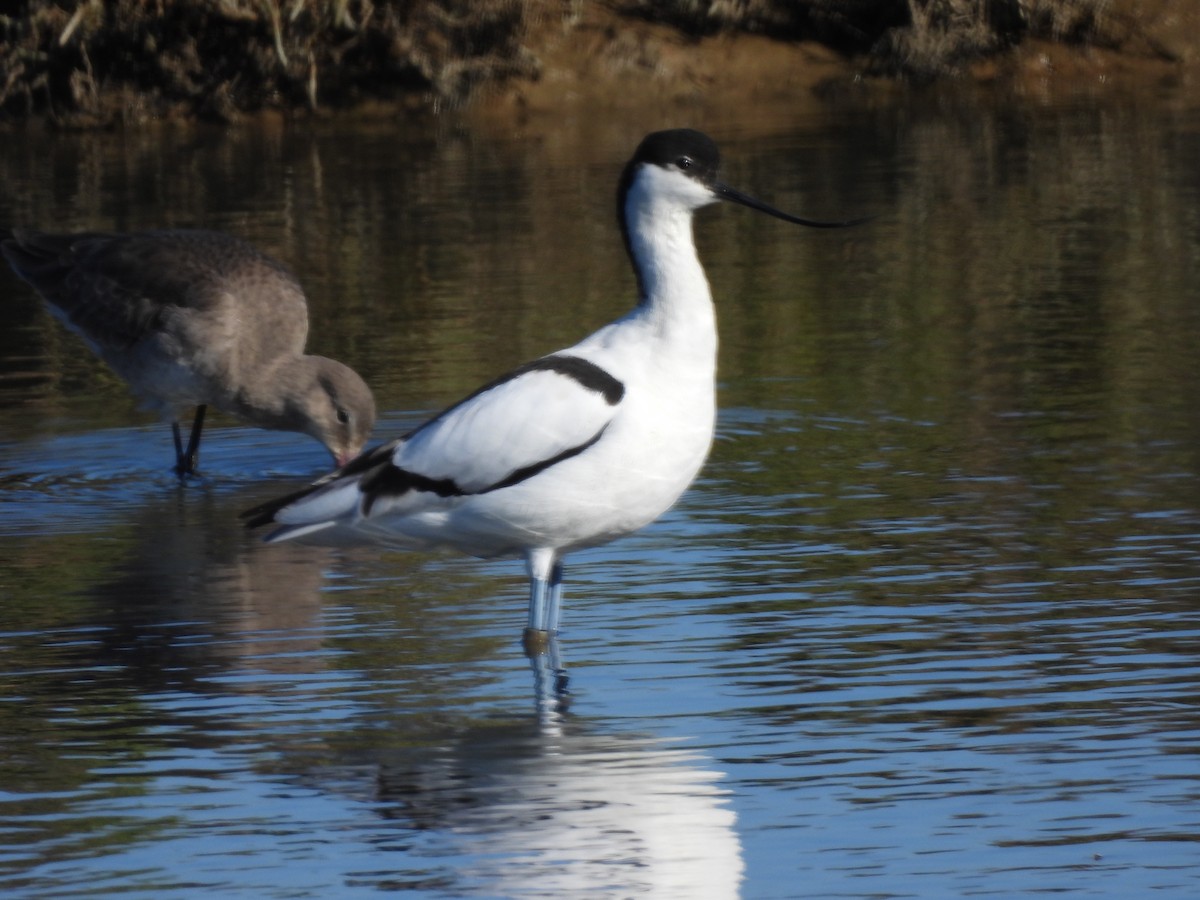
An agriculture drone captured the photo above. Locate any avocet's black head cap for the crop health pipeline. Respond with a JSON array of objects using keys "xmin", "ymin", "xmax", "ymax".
[
  {"xmin": 619, "ymin": 128, "xmax": 870, "ymax": 230},
  {"xmin": 633, "ymin": 128, "xmax": 722, "ymax": 184},
  {"xmin": 617, "ymin": 130, "xmax": 720, "ymax": 216}
]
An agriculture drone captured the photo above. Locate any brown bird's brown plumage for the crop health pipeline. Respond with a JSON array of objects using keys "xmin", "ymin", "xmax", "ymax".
[{"xmin": 2, "ymin": 228, "xmax": 376, "ymax": 476}]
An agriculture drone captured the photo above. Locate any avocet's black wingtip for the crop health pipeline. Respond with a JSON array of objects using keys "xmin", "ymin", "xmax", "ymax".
[{"xmin": 240, "ymin": 492, "xmax": 304, "ymax": 529}]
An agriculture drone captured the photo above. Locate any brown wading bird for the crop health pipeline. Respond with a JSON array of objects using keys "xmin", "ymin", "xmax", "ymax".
[{"xmin": 2, "ymin": 228, "xmax": 376, "ymax": 477}]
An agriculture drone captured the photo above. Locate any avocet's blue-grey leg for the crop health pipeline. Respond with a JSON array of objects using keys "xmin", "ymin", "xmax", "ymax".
[
  {"xmin": 546, "ymin": 561, "xmax": 565, "ymax": 634},
  {"xmin": 525, "ymin": 547, "xmax": 559, "ymax": 633}
]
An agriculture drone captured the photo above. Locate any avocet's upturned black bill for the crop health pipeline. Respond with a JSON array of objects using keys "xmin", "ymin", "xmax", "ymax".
[
  {"xmin": 1, "ymin": 229, "xmax": 376, "ymax": 476},
  {"xmin": 243, "ymin": 128, "xmax": 867, "ymax": 642},
  {"xmin": 714, "ymin": 182, "xmax": 873, "ymax": 228}
]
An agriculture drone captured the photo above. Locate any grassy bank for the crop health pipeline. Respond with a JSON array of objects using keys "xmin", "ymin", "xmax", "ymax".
[{"xmin": 0, "ymin": 1, "xmax": 1193, "ymax": 128}]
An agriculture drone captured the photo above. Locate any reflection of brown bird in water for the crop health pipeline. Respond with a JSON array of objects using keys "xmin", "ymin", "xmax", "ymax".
[{"xmin": 2, "ymin": 228, "xmax": 376, "ymax": 477}]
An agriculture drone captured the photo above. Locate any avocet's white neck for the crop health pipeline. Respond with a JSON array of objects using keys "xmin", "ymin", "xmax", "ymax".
[{"xmin": 621, "ymin": 165, "xmax": 718, "ymax": 346}]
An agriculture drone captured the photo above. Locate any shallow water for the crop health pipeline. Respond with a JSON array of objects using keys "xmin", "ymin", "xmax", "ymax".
[{"xmin": 2, "ymin": 96, "xmax": 1200, "ymax": 898}]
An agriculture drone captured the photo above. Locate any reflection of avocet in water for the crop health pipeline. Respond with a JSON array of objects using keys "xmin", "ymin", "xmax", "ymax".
[
  {"xmin": 243, "ymin": 129, "xmax": 863, "ymax": 644},
  {"xmin": 369, "ymin": 723, "xmax": 744, "ymax": 899}
]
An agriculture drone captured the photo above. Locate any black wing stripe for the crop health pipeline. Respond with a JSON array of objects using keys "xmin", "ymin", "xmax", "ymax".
[
  {"xmin": 359, "ymin": 426, "xmax": 610, "ymax": 515},
  {"xmin": 403, "ymin": 353, "xmax": 624, "ymax": 441},
  {"xmin": 361, "ymin": 467, "xmax": 461, "ymax": 515},
  {"xmin": 527, "ymin": 356, "xmax": 625, "ymax": 405},
  {"xmin": 483, "ymin": 426, "xmax": 607, "ymax": 493}
]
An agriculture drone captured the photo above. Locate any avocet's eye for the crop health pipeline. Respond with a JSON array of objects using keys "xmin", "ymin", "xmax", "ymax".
[{"xmin": 676, "ymin": 156, "xmax": 693, "ymax": 170}]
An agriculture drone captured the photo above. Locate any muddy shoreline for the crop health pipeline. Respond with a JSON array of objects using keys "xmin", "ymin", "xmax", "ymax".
[{"xmin": 2, "ymin": 1, "xmax": 1198, "ymax": 131}]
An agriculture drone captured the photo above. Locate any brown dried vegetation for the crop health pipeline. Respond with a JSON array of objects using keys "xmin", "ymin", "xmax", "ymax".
[
  {"xmin": 619, "ymin": 0, "xmax": 1181, "ymax": 79},
  {"xmin": 0, "ymin": 0, "xmax": 536, "ymax": 126},
  {"xmin": 0, "ymin": 0, "xmax": 1192, "ymax": 128}
]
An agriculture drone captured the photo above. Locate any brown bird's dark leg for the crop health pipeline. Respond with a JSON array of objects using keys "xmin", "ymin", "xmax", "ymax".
[
  {"xmin": 172, "ymin": 422, "xmax": 186, "ymax": 475},
  {"xmin": 173, "ymin": 405, "xmax": 207, "ymax": 477}
]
